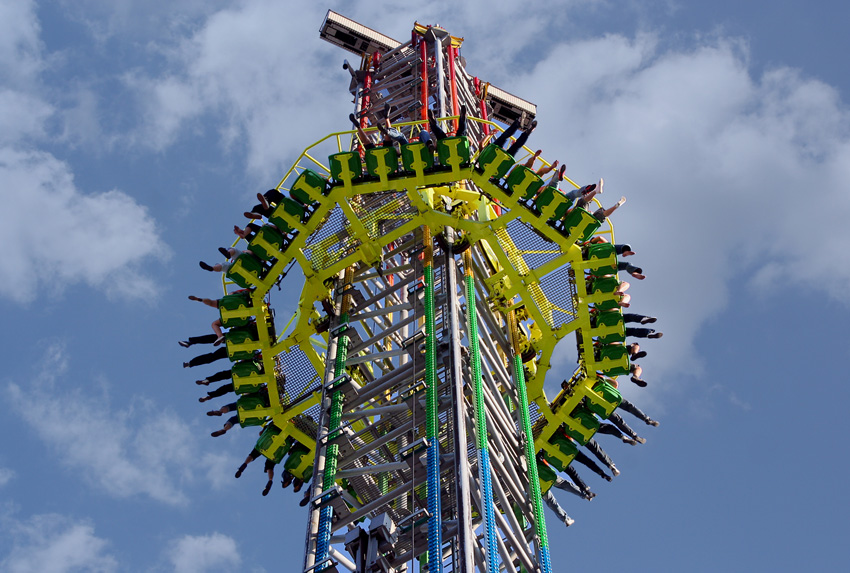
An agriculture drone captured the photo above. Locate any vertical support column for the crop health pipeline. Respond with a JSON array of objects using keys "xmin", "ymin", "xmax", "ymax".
[
  {"xmin": 419, "ymin": 34, "xmax": 429, "ymax": 121},
  {"xmin": 507, "ymin": 310, "xmax": 553, "ymax": 573},
  {"xmin": 423, "ymin": 227, "xmax": 443, "ymax": 573},
  {"xmin": 448, "ymin": 44, "xmax": 459, "ymax": 133},
  {"xmin": 316, "ymin": 268, "xmax": 355, "ymax": 567},
  {"xmin": 462, "ymin": 251, "xmax": 499, "ymax": 573},
  {"xmin": 432, "ymin": 33, "xmax": 446, "ymax": 121},
  {"xmin": 445, "ymin": 232, "xmax": 474, "ymax": 573},
  {"xmin": 303, "ymin": 290, "xmax": 343, "ymax": 571},
  {"xmin": 360, "ymin": 62, "xmax": 373, "ymax": 132},
  {"xmin": 474, "ymin": 77, "xmax": 490, "ymax": 136}
]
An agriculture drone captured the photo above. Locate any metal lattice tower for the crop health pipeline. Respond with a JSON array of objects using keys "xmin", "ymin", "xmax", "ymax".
[{"xmin": 197, "ymin": 10, "xmax": 656, "ymax": 573}]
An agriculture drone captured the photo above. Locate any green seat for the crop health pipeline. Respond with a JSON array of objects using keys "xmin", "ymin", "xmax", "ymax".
[
  {"xmin": 537, "ymin": 456, "xmax": 558, "ymax": 491},
  {"xmin": 364, "ymin": 146, "xmax": 399, "ymax": 179},
  {"xmin": 592, "ymin": 276, "xmax": 622, "ymax": 295},
  {"xmin": 546, "ymin": 431, "xmax": 579, "ymax": 471},
  {"xmin": 436, "ymin": 136, "xmax": 470, "ymax": 170},
  {"xmin": 475, "ymin": 144, "xmax": 514, "ymax": 180},
  {"xmin": 597, "ymin": 344, "xmax": 631, "ymax": 376},
  {"xmin": 595, "ymin": 309, "xmax": 624, "ymax": 328},
  {"xmin": 219, "ymin": 291, "xmax": 253, "ymax": 328},
  {"xmin": 562, "ymin": 403, "xmax": 600, "ymax": 445},
  {"xmin": 594, "ymin": 296, "xmax": 622, "ymax": 312},
  {"xmin": 584, "ymin": 242, "xmax": 617, "ymax": 275},
  {"xmin": 505, "ymin": 165, "xmax": 543, "ymax": 199},
  {"xmin": 284, "ymin": 443, "xmax": 314, "ymax": 481},
  {"xmin": 268, "ymin": 197, "xmax": 307, "ymax": 232},
  {"xmin": 231, "ymin": 359, "xmax": 267, "ymax": 394},
  {"xmin": 291, "ymin": 169, "xmax": 327, "ymax": 204},
  {"xmin": 561, "ymin": 207, "xmax": 601, "ymax": 243},
  {"xmin": 548, "ymin": 193, "xmax": 574, "ymax": 223},
  {"xmin": 225, "ymin": 324, "xmax": 259, "ymax": 361},
  {"xmin": 400, "ymin": 142, "xmax": 433, "ymax": 173},
  {"xmin": 585, "ymin": 242, "xmax": 616, "ymax": 260},
  {"xmin": 237, "ymin": 393, "xmax": 270, "ymax": 427},
  {"xmin": 593, "ymin": 309, "xmax": 626, "ymax": 344},
  {"xmin": 329, "ymin": 151, "xmax": 362, "ymax": 187},
  {"xmin": 225, "ymin": 253, "xmax": 267, "ymax": 289},
  {"xmin": 585, "ymin": 379, "xmax": 622, "ymax": 419},
  {"xmin": 532, "ymin": 185, "xmax": 559, "ymax": 212},
  {"xmin": 248, "ymin": 224, "xmax": 286, "ymax": 261},
  {"xmin": 256, "ymin": 426, "xmax": 292, "ymax": 463}
]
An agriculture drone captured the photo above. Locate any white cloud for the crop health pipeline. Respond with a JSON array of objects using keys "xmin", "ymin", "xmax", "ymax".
[
  {"xmin": 0, "ymin": 513, "xmax": 118, "ymax": 573},
  {"xmin": 519, "ymin": 35, "xmax": 850, "ymax": 385},
  {"xmin": 0, "ymin": 0, "xmax": 44, "ymax": 87},
  {"xmin": 6, "ymin": 343, "xmax": 225, "ymax": 506},
  {"xmin": 0, "ymin": 2, "xmax": 169, "ymax": 304},
  {"xmin": 127, "ymin": 0, "xmax": 348, "ymax": 181},
  {"xmin": 0, "ymin": 467, "xmax": 13, "ymax": 487},
  {"xmin": 167, "ymin": 533, "xmax": 241, "ymax": 573},
  {"xmin": 0, "ymin": 147, "xmax": 169, "ymax": 303}
]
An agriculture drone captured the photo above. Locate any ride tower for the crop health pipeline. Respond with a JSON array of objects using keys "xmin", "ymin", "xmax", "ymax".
[{"xmin": 191, "ymin": 10, "xmax": 659, "ymax": 573}]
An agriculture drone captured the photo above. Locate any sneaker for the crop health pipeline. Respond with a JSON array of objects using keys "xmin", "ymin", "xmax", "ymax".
[
  {"xmin": 211, "ymin": 429, "xmax": 226, "ymax": 437},
  {"xmin": 198, "ymin": 396, "xmax": 209, "ymax": 403},
  {"xmin": 183, "ymin": 362, "xmax": 190, "ymax": 368},
  {"xmin": 213, "ymin": 335, "xmax": 225, "ymax": 346},
  {"xmin": 584, "ymin": 491, "xmax": 596, "ymax": 501},
  {"xmin": 281, "ymin": 473, "xmax": 293, "ymax": 489},
  {"xmin": 648, "ymin": 332, "xmax": 663, "ymax": 339},
  {"xmin": 195, "ymin": 379, "xmax": 209, "ymax": 385},
  {"xmin": 597, "ymin": 177, "xmax": 604, "ymax": 194},
  {"xmin": 235, "ymin": 464, "xmax": 247, "ymax": 478},
  {"xmin": 611, "ymin": 466, "xmax": 620, "ymax": 477},
  {"xmin": 292, "ymin": 478, "xmax": 304, "ymax": 493},
  {"xmin": 218, "ymin": 247, "xmax": 230, "ymax": 258},
  {"xmin": 178, "ymin": 340, "xmax": 190, "ymax": 348},
  {"xmin": 604, "ymin": 475, "xmax": 613, "ymax": 482},
  {"xmin": 636, "ymin": 437, "xmax": 647, "ymax": 444},
  {"xmin": 262, "ymin": 480, "xmax": 273, "ymax": 496},
  {"xmin": 631, "ymin": 376, "xmax": 647, "ymax": 387},
  {"xmin": 622, "ymin": 437, "xmax": 638, "ymax": 446},
  {"xmin": 207, "ymin": 410, "xmax": 222, "ymax": 417},
  {"xmin": 299, "ymin": 492, "xmax": 310, "ymax": 507},
  {"xmin": 564, "ymin": 517, "xmax": 575, "ymax": 527},
  {"xmin": 648, "ymin": 419, "xmax": 660, "ymax": 427},
  {"xmin": 640, "ymin": 316, "xmax": 657, "ymax": 324},
  {"xmin": 632, "ymin": 351, "xmax": 648, "ymax": 359},
  {"xmin": 199, "ymin": 261, "xmax": 214, "ymax": 271}
]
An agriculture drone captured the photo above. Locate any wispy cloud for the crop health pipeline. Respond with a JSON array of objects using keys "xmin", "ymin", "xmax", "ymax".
[
  {"xmin": 166, "ymin": 532, "xmax": 241, "ymax": 573},
  {"xmin": 7, "ymin": 343, "xmax": 229, "ymax": 506},
  {"xmin": 0, "ymin": 1, "xmax": 169, "ymax": 304},
  {"xmin": 0, "ymin": 513, "xmax": 118, "ymax": 573},
  {"xmin": 0, "ymin": 468, "xmax": 14, "ymax": 488}
]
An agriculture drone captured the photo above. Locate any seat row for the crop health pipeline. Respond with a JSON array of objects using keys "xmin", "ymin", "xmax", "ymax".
[{"xmin": 224, "ymin": 138, "xmax": 606, "ymax": 291}]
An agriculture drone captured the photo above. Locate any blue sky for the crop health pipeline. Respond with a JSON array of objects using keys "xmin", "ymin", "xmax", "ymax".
[{"xmin": 2, "ymin": 0, "xmax": 849, "ymax": 570}]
